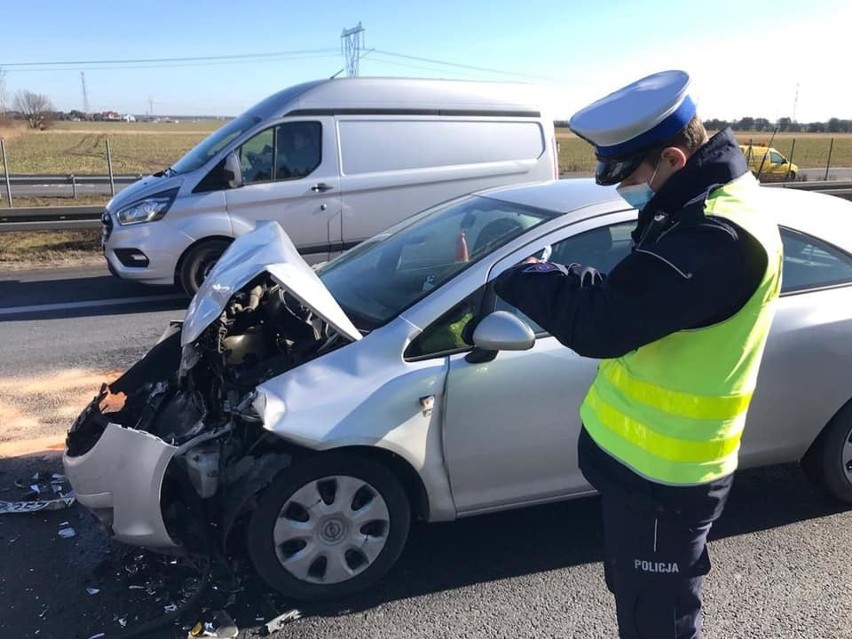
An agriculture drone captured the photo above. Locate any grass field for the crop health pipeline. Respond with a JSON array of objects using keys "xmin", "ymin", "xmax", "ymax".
[
  {"xmin": 1, "ymin": 121, "xmax": 851, "ymax": 177},
  {"xmin": 0, "ymin": 120, "xmax": 220, "ymax": 175},
  {"xmin": 556, "ymin": 129, "xmax": 852, "ymax": 175}
]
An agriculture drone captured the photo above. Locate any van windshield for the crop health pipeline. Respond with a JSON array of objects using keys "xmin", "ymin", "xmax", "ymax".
[
  {"xmin": 318, "ymin": 195, "xmax": 559, "ymax": 330},
  {"xmin": 170, "ymin": 115, "xmax": 261, "ymax": 175}
]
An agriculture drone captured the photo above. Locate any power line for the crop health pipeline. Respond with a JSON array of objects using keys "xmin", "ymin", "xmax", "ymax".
[
  {"xmin": 0, "ymin": 48, "xmax": 339, "ymax": 68},
  {"xmin": 364, "ymin": 54, "xmax": 487, "ymax": 79},
  {"xmin": 370, "ymin": 49, "xmax": 563, "ymax": 83},
  {"xmin": 3, "ymin": 53, "xmax": 340, "ymax": 73}
]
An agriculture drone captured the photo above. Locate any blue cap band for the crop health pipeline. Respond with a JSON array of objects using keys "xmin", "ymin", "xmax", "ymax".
[{"xmin": 595, "ymin": 95, "xmax": 696, "ymax": 159}]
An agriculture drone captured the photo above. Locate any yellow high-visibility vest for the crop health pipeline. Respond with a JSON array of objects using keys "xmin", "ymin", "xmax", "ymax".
[{"xmin": 580, "ymin": 174, "xmax": 783, "ymax": 485}]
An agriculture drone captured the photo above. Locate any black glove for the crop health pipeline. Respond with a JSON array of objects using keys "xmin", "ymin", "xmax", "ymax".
[{"xmin": 565, "ymin": 263, "xmax": 605, "ymax": 287}]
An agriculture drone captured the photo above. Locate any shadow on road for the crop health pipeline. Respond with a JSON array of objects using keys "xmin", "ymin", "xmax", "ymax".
[
  {"xmin": 0, "ymin": 455, "xmax": 847, "ymax": 638},
  {"xmin": 300, "ymin": 463, "xmax": 848, "ymax": 620},
  {"xmin": 0, "ymin": 266, "xmax": 187, "ymax": 322}
]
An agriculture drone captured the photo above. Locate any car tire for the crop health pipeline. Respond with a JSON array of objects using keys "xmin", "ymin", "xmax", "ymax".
[
  {"xmin": 802, "ymin": 400, "xmax": 852, "ymax": 504},
  {"xmin": 788, "ymin": 171, "xmax": 797, "ymax": 181},
  {"xmin": 246, "ymin": 452, "xmax": 411, "ymax": 600},
  {"xmin": 177, "ymin": 239, "xmax": 231, "ymax": 296}
]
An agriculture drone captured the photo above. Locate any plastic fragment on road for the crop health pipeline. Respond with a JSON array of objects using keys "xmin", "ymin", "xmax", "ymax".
[
  {"xmin": 164, "ymin": 604, "xmax": 178, "ymax": 613},
  {"xmin": 58, "ymin": 525, "xmax": 77, "ymax": 539},
  {"xmin": 87, "ymin": 634, "xmax": 105, "ymax": 639},
  {"xmin": 187, "ymin": 611, "xmax": 238, "ymax": 638},
  {"xmin": 0, "ymin": 495, "xmax": 76, "ymax": 514},
  {"xmin": 263, "ymin": 609, "xmax": 302, "ymax": 633},
  {"xmin": 86, "ymin": 587, "xmax": 100, "ymax": 595}
]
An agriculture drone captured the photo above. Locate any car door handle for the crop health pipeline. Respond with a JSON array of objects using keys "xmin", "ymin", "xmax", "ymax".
[{"xmin": 311, "ymin": 183, "xmax": 333, "ymax": 193}]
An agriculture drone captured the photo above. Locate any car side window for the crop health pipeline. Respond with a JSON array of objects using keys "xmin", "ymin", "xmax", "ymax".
[
  {"xmin": 495, "ymin": 221, "xmax": 635, "ymax": 333},
  {"xmin": 238, "ymin": 122, "xmax": 322, "ymax": 185},
  {"xmin": 405, "ymin": 289, "xmax": 485, "ymax": 359},
  {"xmin": 781, "ymin": 228, "xmax": 852, "ymax": 293},
  {"xmin": 770, "ymin": 151, "xmax": 785, "ymax": 164},
  {"xmin": 240, "ymin": 128, "xmax": 275, "ymax": 184},
  {"xmin": 275, "ymin": 122, "xmax": 322, "ymax": 180}
]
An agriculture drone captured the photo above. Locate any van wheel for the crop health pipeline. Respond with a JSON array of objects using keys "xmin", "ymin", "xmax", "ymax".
[
  {"xmin": 801, "ymin": 400, "xmax": 852, "ymax": 504},
  {"xmin": 246, "ymin": 452, "xmax": 411, "ymax": 600},
  {"xmin": 788, "ymin": 171, "xmax": 797, "ymax": 181},
  {"xmin": 178, "ymin": 239, "xmax": 231, "ymax": 296}
]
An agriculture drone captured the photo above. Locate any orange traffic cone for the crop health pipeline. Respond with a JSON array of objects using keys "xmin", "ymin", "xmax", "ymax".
[{"xmin": 456, "ymin": 231, "xmax": 469, "ymax": 262}]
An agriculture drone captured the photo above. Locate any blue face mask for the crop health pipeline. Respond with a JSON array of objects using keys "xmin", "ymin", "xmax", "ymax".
[
  {"xmin": 615, "ymin": 182, "xmax": 655, "ymax": 210},
  {"xmin": 616, "ymin": 160, "xmax": 660, "ymax": 210}
]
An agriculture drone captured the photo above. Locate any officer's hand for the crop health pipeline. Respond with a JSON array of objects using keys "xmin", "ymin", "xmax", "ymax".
[{"xmin": 566, "ymin": 263, "xmax": 605, "ymax": 287}]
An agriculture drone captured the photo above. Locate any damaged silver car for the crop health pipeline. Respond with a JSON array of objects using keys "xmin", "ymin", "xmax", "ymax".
[{"xmin": 64, "ymin": 179, "xmax": 852, "ymax": 601}]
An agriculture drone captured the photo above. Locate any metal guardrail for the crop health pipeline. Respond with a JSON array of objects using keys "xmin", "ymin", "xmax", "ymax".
[
  {"xmin": 0, "ymin": 206, "xmax": 104, "ymax": 232},
  {"xmin": 5, "ymin": 173, "xmax": 143, "ymax": 184},
  {"xmin": 1, "ymin": 181, "xmax": 851, "ymax": 233}
]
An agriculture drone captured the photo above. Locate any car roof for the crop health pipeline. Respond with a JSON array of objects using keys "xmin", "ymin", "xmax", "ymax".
[
  {"xmin": 243, "ymin": 77, "xmax": 550, "ymax": 121},
  {"xmin": 480, "ymin": 179, "xmax": 852, "ymax": 253},
  {"xmin": 477, "ymin": 178, "xmax": 624, "ymax": 215},
  {"xmin": 766, "ymin": 187, "xmax": 852, "ymax": 252}
]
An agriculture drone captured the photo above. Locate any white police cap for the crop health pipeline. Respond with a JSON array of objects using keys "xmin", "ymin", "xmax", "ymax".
[{"xmin": 569, "ymin": 70, "xmax": 695, "ymax": 185}]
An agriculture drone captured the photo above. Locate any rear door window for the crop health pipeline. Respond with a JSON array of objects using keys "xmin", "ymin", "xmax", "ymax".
[{"xmin": 781, "ymin": 228, "xmax": 852, "ymax": 293}]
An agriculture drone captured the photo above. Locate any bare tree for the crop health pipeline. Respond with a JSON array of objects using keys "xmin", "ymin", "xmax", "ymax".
[{"xmin": 15, "ymin": 90, "xmax": 55, "ymax": 129}]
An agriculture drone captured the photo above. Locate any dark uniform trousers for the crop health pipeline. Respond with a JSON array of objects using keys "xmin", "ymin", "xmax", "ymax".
[{"xmin": 578, "ymin": 428, "xmax": 734, "ymax": 639}]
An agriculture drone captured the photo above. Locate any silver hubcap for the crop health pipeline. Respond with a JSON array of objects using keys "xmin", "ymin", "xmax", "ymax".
[
  {"xmin": 843, "ymin": 427, "xmax": 852, "ymax": 484},
  {"xmin": 273, "ymin": 475, "xmax": 391, "ymax": 584}
]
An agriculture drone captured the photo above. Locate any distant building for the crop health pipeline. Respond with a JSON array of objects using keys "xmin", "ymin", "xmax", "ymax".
[{"xmin": 122, "ymin": 114, "xmax": 137, "ymax": 122}]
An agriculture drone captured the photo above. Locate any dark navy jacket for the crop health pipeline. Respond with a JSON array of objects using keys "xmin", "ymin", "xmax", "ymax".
[{"xmin": 494, "ymin": 128, "xmax": 768, "ymax": 359}]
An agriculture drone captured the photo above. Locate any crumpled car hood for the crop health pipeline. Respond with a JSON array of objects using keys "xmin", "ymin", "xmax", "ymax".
[{"xmin": 181, "ymin": 221, "xmax": 362, "ymax": 345}]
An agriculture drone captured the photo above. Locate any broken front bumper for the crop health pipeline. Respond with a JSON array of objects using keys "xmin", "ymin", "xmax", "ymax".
[{"xmin": 63, "ymin": 421, "xmax": 182, "ymax": 551}]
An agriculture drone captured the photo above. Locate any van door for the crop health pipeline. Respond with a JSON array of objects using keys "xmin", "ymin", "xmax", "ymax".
[{"xmin": 224, "ymin": 118, "xmax": 342, "ymax": 262}]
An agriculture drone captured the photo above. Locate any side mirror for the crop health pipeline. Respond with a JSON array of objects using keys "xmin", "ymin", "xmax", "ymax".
[
  {"xmin": 223, "ymin": 152, "xmax": 243, "ymax": 189},
  {"xmin": 472, "ymin": 311, "xmax": 535, "ymax": 352}
]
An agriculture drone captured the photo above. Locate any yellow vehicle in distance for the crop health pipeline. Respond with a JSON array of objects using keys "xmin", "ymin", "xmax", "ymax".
[{"xmin": 739, "ymin": 143, "xmax": 798, "ymax": 182}]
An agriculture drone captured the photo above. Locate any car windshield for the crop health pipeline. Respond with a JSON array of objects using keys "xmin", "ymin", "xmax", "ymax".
[
  {"xmin": 318, "ymin": 195, "xmax": 560, "ymax": 330},
  {"xmin": 170, "ymin": 116, "xmax": 261, "ymax": 175}
]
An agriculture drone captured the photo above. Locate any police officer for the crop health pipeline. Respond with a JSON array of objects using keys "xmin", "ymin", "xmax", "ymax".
[{"xmin": 494, "ymin": 70, "xmax": 782, "ymax": 638}]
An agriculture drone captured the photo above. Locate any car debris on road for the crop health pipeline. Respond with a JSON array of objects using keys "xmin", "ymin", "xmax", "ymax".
[{"xmin": 0, "ymin": 471, "xmax": 75, "ymax": 514}]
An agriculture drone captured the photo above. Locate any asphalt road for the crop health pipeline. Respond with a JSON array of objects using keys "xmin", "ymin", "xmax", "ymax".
[{"xmin": 1, "ymin": 265, "xmax": 851, "ymax": 638}]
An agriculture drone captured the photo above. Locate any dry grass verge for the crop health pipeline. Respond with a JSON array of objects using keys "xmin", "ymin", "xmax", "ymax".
[{"xmin": 0, "ymin": 229, "xmax": 102, "ymax": 269}]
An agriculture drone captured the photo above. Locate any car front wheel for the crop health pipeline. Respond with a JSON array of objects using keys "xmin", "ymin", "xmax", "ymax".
[
  {"xmin": 177, "ymin": 238, "xmax": 231, "ymax": 296},
  {"xmin": 802, "ymin": 401, "xmax": 852, "ymax": 504},
  {"xmin": 246, "ymin": 452, "xmax": 411, "ymax": 600}
]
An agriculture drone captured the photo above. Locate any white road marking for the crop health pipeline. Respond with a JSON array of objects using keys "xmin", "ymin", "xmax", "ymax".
[{"xmin": 0, "ymin": 294, "xmax": 185, "ymax": 317}]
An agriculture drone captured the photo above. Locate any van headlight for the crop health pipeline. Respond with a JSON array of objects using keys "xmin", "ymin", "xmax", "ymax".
[{"xmin": 115, "ymin": 189, "xmax": 178, "ymax": 225}]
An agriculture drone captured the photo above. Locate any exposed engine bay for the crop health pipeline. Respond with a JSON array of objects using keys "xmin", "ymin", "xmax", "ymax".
[{"xmin": 65, "ymin": 273, "xmax": 352, "ymax": 553}]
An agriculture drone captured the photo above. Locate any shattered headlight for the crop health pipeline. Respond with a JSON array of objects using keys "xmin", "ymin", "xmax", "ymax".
[{"xmin": 115, "ymin": 189, "xmax": 178, "ymax": 225}]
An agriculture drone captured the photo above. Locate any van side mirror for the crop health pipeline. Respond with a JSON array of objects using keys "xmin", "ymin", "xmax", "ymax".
[{"xmin": 223, "ymin": 152, "xmax": 243, "ymax": 189}]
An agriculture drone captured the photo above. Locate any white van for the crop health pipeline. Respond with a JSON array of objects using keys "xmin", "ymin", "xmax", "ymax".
[{"xmin": 102, "ymin": 77, "xmax": 558, "ymax": 293}]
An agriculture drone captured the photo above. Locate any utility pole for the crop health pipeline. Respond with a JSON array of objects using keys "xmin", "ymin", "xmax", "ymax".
[
  {"xmin": 791, "ymin": 82, "xmax": 800, "ymax": 123},
  {"xmin": 341, "ymin": 22, "xmax": 365, "ymax": 77},
  {"xmin": 148, "ymin": 95, "xmax": 154, "ymax": 118},
  {"xmin": 80, "ymin": 71, "xmax": 90, "ymax": 114}
]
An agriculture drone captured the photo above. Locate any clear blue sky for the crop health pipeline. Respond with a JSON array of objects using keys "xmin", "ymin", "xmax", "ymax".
[{"xmin": 0, "ymin": 0, "xmax": 847, "ymax": 121}]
